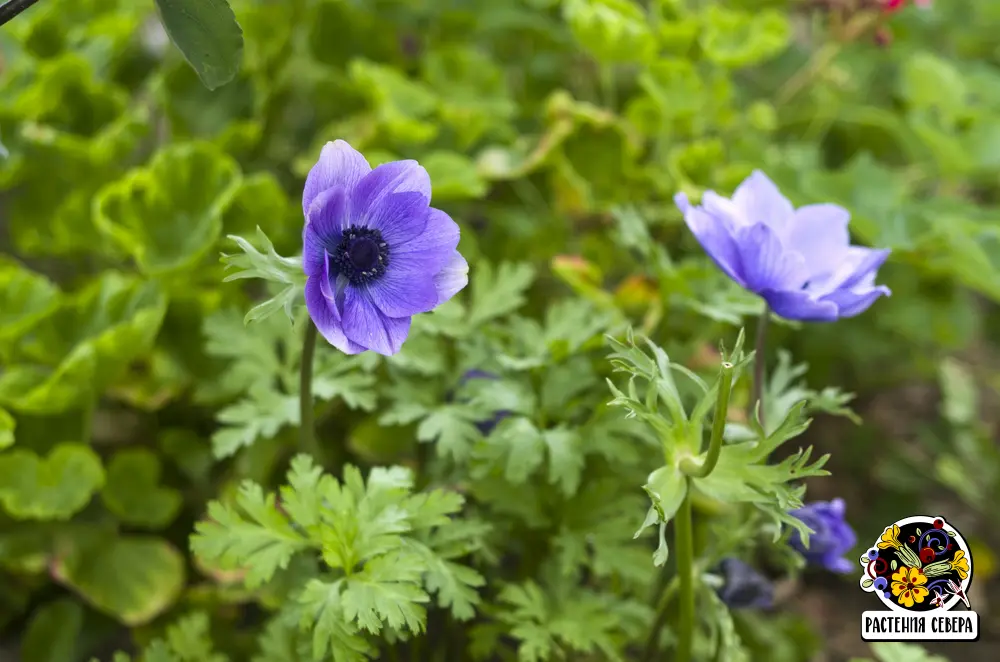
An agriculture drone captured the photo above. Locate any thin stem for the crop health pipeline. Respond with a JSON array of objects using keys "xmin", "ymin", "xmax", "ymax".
[
  {"xmin": 599, "ymin": 64, "xmax": 617, "ymax": 109},
  {"xmin": 641, "ymin": 576, "xmax": 680, "ymax": 661},
  {"xmin": 752, "ymin": 306, "xmax": 770, "ymax": 432},
  {"xmin": 674, "ymin": 487, "xmax": 696, "ymax": 662},
  {"xmin": 299, "ymin": 320, "xmax": 320, "ymax": 459},
  {"xmin": 775, "ymin": 11, "xmax": 881, "ymax": 106},
  {"xmin": 680, "ymin": 362, "xmax": 734, "ymax": 478},
  {"xmin": 0, "ymin": 0, "xmax": 42, "ymax": 27}
]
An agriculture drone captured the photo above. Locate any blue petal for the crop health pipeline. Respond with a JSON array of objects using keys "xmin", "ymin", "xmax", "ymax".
[
  {"xmin": 303, "ymin": 140, "xmax": 371, "ymax": 216},
  {"xmin": 785, "ymin": 204, "xmax": 851, "ymax": 277},
  {"xmin": 351, "ymin": 160, "xmax": 432, "ymax": 221},
  {"xmin": 433, "ymin": 251, "xmax": 469, "ymax": 305},
  {"xmin": 306, "ymin": 187, "xmax": 349, "ymax": 244},
  {"xmin": 734, "ymin": 223, "xmax": 807, "ymax": 292},
  {"xmin": 393, "ymin": 207, "xmax": 460, "ymax": 274},
  {"xmin": 365, "ymin": 253, "xmax": 440, "ymax": 318},
  {"xmin": 821, "ymin": 285, "xmax": 892, "ymax": 318},
  {"xmin": 760, "ymin": 289, "xmax": 839, "ymax": 322},
  {"xmin": 342, "ymin": 287, "xmax": 411, "ymax": 355},
  {"xmin": 305, "ymin": 276, "xmax": 366, "ymax": 354},
  {"xmin": 362, "ymin": 191, "xmax": 429, "ymax": 246},
  {"xmin": 732, "ymin": 171, "xmax": 794, "ymax": 230},
  {"xmin": 675, "ymin": 192, "xmax": 747, "ymax": 287}
]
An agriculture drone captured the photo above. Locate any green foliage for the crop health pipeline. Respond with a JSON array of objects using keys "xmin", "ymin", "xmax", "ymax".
[{"xmin": 1, "ymin": 0, "xmax": 997, "ymax": 660}]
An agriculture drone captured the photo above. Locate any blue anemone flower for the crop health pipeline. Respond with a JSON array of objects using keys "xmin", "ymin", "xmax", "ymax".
[
  {"xmin": 302, "ymin": 141, "xmax": 469, "ymax": 355},
  {"xmin": 674, "ymin": 171, "xmax": 890, "ymax": 322},
  {"xmin": 789, "ymin": 498, "xmax": 857, "ymax": 574},
  {"xmin": 716, "ymin": 558, "xmax": 773, "ymax": 609}
]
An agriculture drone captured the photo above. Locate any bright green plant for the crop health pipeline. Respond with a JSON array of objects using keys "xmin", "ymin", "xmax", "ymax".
[{"xmin": 0, "ymin": 0, "xmax": 995, "ymax": 661}]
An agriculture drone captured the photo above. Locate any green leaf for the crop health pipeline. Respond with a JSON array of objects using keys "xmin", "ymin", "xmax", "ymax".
[
  {"xmin": 700, "ymin": 7, "xmax": 791, "ymax": 68},
  {"xmin": 563, "ymin": 0, "xmax": 656, "ymax": 64},
  {"xmin": 469, "ymin": 262, "xmax": 536, "ymax": 326},
  {"xmin": 939, "ymin": 358, "xmax": 977, "ymax": 426},
  {"xmin": 211, "ymin": 385, "xmax": 299, "ymax": 459},
  {"xmin": 542, "ymin": 427, "xmax": 584, "ymax": 496},
  {"xmin": 0, "ymin": 408, "xmax": 14, "ymax": 450},
  {"xmin": 0, "ymin": 259, "xmax": 60, "ymax": 348},
  {"xmin": 154, "ymin": 0, "xmax": 244, "ymax": 90},
  {"xmin": 0, "ymin": 273, "xmax": 167, "ymax": 414},
  {"xmin": 95, "ymin": 143, "xmax": 242, "ymax": 275},
  {"xmin": 297, "ymin": 580, "xmax": 376, "ymax": 662},
  {"xmin": 870, "ymin": 642, "xmax": 950, "ymax": 662},
  {"xmin": 191, "ymin": 478, "xmax": 312, "ymax": 588},
  {"xmin": 221, "ymin": 228, "xmax": 306, "ymax": 325},
  {"xmin": 340, "ymin": 551, "xmax": 430, "ymax": 634},
  {"xmin": 22, "ymin": 599, "xmax": 83, "ymax": 662},
  {"xmin": 54, "ymin": 535, "xmax": 185, "ymax": 626},
  {"xmin": 150, "ymin": 612, "xmax": 229, "ymax": 662},
  {"xmin": 0, "ymin": 443, "xmax": 104, "ymax": 520},
  {"xmin": 101, "ymin": 448, "xmax": 183, "ymax": 529},
  {"xmin": 642, "ymin": 465, "xmax": 687, "ymax": 526},
  {"xmin": 422, "ymin": 151, "xmax": 488, "ymax": 201},
  {"xmin": 414, "ymin": 405, "xmax": 485, "ymax": 462}
]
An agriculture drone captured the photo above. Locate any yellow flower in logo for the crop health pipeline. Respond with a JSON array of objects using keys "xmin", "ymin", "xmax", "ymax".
[
  {"xmin": 891, "ymin": 566, "xmax": 929, "ymax": 608},
  {"xmin": 950, "ymin": 550, "xmax": 970, "ymax": 580},
  {"xmin": 878, "ymin": 524, "xmax": 902, "ymax": 550}
]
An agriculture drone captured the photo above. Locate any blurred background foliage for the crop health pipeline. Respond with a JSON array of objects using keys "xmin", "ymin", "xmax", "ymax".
[{"xmin": 0, "ymin": 0, "xmax": 998, "ymax": 660}]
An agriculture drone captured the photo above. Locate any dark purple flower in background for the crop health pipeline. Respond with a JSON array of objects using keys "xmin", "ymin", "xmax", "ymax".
[
  {"xmin": 674, "ymin": 171, "xmax": 890, "ymax": 322},
  {"xmin": 789, "ymin": 498, "xmax": 857, "ymax": 573},
  {"xmin": 302, "ymin": 140, "xmax": 469, "ymax": 355},
  {"xmin": 716, "ymin": 558, "xmax": 773, "ymax": 609},
  {"xmin": 459, "ymin": 370, "xmax": 511, "ymax": 435}
]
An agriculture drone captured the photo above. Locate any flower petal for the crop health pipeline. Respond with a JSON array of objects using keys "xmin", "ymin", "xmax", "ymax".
[
  {"xmin": 364, "ymin": 191, "xmax": 430, "ymax": 246},
  {"xmin": 365, "ymin": 256, "xmax": 440, "ymax": 318},
  {"xmin": 820, "ymin": 285, "xmax": 891, "ymax": 318},
  {"xmin": 760, "ymin": 289, "xmax": 839, "ymax": 322},
  {"xmin": 823, "ymin": 555, "xmax": 854, "ymax": 574},
  {"xmin": 810, "ymin": 247, "xmax": 890, "ymax": 295},
  {"xmin": 732, "ymin": 170, "xmax": 794, "ymax": 230},
  {"xmin": 351, "ymin": 160, "xmax": 432, "ymax": 220},
  {"xmin": 393, "ymin": 207, "xmax": 460, "ymax": 273},
  {"xmin": 342, "ymin": 287, "xmax": 411, "ymax": 355},
  {"xmin": 303, "ymin": 140, "xmax": 371, "ymax": 216},
  {"xmin": 675, "ymin": 192, "xmax": 747, "ymax": 287},
  {"xmin": 785, "ymin": 204, "xmax": 851, "ymax": 277},
  {"xmin": 302, "ymin": 223, "xmax": 326, "ymax": 278},
  {"xmin": 734, "ymin": 223, "xmax": 808, "ymax": 292},
  {"xmin": 306, "ymin": 186, "xmax": 349, "ymax": 244},
  {"xmin": 433, "ymin": 251, "xmax": 469, "ymax": 304},
  {"xmin": 305, "ymin": 277, "xmax": 366, "ymax": 354}
]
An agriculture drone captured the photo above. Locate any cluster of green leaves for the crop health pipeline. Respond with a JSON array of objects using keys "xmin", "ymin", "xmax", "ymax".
[{"xmin": 1, "ymin": 0, "xmax": 996, "ymax": 661}]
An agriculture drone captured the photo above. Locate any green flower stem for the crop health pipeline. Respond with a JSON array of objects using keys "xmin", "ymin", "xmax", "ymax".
[
  {"xmin": 0, "ymin": 0, "xmax": 42, "ymax": 28},
  {"xmin": 641, "ymin": 575, "xmax": 680, "ymax": 661},
  {"xmin": 674, "ymin": 486, "xmax": 695, "ymax": 662},
  {"xmin": 680, "ymin": 362, "xmax": 734, "ymax": 478},
  {"xmin": 752, "ymin": 305, "xmax": 770, "ymax": 432},
  {"xmin": 299, "ymin": 320, "xmax": 320, "ymax": 460}
]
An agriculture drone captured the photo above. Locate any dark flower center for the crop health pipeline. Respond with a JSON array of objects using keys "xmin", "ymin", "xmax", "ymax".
[{"xmin": 332, "ymin": 226, "xmax": 389, "ymax": 285}]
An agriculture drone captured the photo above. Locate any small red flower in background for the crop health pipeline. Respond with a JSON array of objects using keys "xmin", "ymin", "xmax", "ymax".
[{"xmin": 884, "ymin": 0, "xmax": 932, "ymax": 12}]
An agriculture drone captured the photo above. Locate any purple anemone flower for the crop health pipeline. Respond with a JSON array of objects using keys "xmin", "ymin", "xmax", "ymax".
[
  {"xmin": 674, "ymin": 171, "xmax": 890, "ymax": 322},
  {"xmin": 716, "ymin": 558, "xmax": 773, "ymax": 609},
  {"xmin": 789, "ymin": 498, "xmax": 857, "ymax": 574},
  {"xmin": 302, "ymin": 141, "xmax": 469, "ymax": 355}
]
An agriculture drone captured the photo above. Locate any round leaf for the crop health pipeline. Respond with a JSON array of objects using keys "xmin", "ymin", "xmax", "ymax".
[
  {"xmin": 0, "ymin": 443, "xmax": 105, "ymax": 521},
  {"xmin": 54, "ymin": 535, "xmax": 185, "ymax": 626},
  {"xmin": 101, "ymin": 448, "xmax": 183, "ymax": 529},
  {"xmin": 95, "ymin": 143, "xmax": 242, "ymax": 276}
]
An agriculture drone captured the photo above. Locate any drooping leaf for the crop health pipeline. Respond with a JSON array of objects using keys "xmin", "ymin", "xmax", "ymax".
[{"xmin": 154, "ymin": 0, "xmax": 244, "ymax": 90}]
